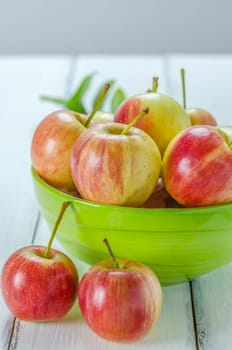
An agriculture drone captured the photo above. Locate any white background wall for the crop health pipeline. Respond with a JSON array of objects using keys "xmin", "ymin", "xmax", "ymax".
[{"xmin": 0, "ymin": 0, "xmax": 231, "ymax": 54}]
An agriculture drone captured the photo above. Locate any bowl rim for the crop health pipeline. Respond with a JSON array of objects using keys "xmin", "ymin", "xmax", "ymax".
[{"xmin": 31, "ymin": 166, "xmax": 232, "ymax": 214}]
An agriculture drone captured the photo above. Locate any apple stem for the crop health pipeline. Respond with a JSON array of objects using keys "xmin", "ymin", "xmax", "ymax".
[
  {"xmin": 84, "ymin": 83, "xmax": 111, "ymax": 128},
  {"xmin": 152, "ymin": 77, "xmax": 159, "ymax": 93},
  {"xmin": 44, "ymin": 201, "xmax": 70, "ymax": 258},
  {"xmin": 121, "ymin": 107, "xmax": 149, "ymax": 135},
  {"xmin": 180, "ymin": 68, "xmax": 186, "ymax": 109},
  {"xmin": 73, "ymin": 111, "xmax": 84, "ymax": 121},
  {"xmin": 103, "ymin": 238, "xmax": 119, "ymax": 269}
]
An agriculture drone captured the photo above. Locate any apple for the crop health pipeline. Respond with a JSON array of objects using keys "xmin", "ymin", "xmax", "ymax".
[
  {"xmin": 187, "ymin": 108, "xmax": 217, "ymax": 126},
  {"xmin": 78, "ymin": 238, "xmax": 162, "ymax": 343},
  {"xmin": 78, "ymin": 110, "xmax": 114, "ymax": 125},
  {"xmin": 88, "ymin": 111, "xmax": 114, "ymax": 124},
  {"xmin": 141, "ymin": 180, "xmax": 181, "ymax": 208},
  {"xmin": 114, "ymin": 77, "xmax": 191, "ymax": 155},
  {"xmin": 31, "ymin": 109, "xmax": 86, "ymax": 193},
  {"xmin": 162, "ymin": 125, "xmax": 232, "ymax": 207},
  {"xmin": 31, "ymin": 84, "xmax": 111, "ymax": 194},
  {"xmin": 70, "ymin": 109, "xmax": 162, "ymax": 207},
  {"xmin": 1, "ymin": 245, "xmax": 78, "ymax": 322},
  {"xmin": 1, "ymin": 202, "xmax": 79, "ymax": 322},
  {"xmin": 180, "ymin": 68, "xmax": 217, "ymax": 126}
]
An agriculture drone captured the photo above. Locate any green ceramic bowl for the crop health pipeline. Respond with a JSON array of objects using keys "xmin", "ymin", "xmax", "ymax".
[{"xmin": 31, "ymin": 167, "xmax": 232, "ymax": 286}]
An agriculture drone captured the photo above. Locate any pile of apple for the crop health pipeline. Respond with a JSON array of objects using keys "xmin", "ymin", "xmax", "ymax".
[{"xmin": 31, "ymin": 75, "xmax": 232, "ymax": 208}]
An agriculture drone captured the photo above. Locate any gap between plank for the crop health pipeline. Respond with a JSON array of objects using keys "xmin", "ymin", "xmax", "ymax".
[{"xmin": 190, "ymin": 280, "xmax": 201, "ymax": 350}]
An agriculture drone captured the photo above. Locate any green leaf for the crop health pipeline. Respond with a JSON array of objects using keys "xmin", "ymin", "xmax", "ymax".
[
  {"xmin": 39, "ymin": 72, "xmax": 127, "ymax": 115},
  {"xmin": 39, "ymin": 95, "xmax": 67, "ymax": 106},
  {"xmin": 92, "ymin": 80, "xmax": 115, "ymax": 111},
  {"xmin": 110, "ymin": 88, "xmax": 126, "ymax": 113},
  {"xmin": 66, "ymin": 72, "xmax": 97, "ymax": 113},
  {"xmin": 65, "ymin": 100, "xmax": 87, "ymax": 114}
]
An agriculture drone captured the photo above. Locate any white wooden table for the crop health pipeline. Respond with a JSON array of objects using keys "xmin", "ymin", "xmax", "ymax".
[{"xmin": 0, "ymin": 54, "xmax": 232, "ymax": 350}]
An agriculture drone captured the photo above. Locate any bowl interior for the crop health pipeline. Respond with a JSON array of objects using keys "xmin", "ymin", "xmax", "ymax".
[{"xmin": 31, "ymin": 167, "xmax": 232, "ymax": 285}]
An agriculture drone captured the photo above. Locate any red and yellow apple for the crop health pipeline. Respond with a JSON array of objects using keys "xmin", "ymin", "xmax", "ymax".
[
  {"xmin": 1, "ymin": 245, "xmax": 78, "ymax": 322},
  {"xmin": 31, "ymin": 109, "xmax": 86, "ymax": 193},
  {"xmin": 162, "ymin": 125, "xmax": 232, "ymax": 207},
  {"xmin": 31, "ymin": 84, "xmax": 111, "ymax": 194},
  {"xmin": 70, "ymin": 120, "xmax": 162, "ymax": 207},
  {"xmin": 114, "ymin": 78, "xmax": 191, "ymax": 155},
  {"xmin": 187, "ymin": 107, "xmax": 217, "ymax": 126},
  {"xmin": 78, "ymin": 257, "xmax": 162, "ymax": 343}
]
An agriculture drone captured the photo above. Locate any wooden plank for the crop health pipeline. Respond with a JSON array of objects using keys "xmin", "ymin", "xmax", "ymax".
[
  {"xmin": 191, "ymin": 265, "xmax": 232, "ymax": 350},
  {"xmin": 168, "ymin": 54, "xmax": 232, "ymax": 350},
  {"xmin": 12, "ymin": 55, "xmax": 196, "ymax": 350},
  {"xmin": 0, "ymin": 56, "xmax": 73, "ymax": 349}
]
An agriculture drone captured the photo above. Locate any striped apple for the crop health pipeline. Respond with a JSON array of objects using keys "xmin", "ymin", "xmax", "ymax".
[
  {"xmin": 70, "ymin": 119, "xmax": 161, "ymax": 207},
  {"xmin": 162, "ymin": 125, "xmax": 232, "ymax": 207},
  {"xmin": 114, "ymin": 77, "xmax": 190, "ymax": 155},
  {"xmin": 31, "ymin": 84, "xmax": 111, "ymax": 194},
  {"xmin": 78, "ymin": 257, "xmax": 162, "ymax": 342},
  {"xmin": 31, "ymin": 109, "xmax": 86, "ymax": 193}
]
